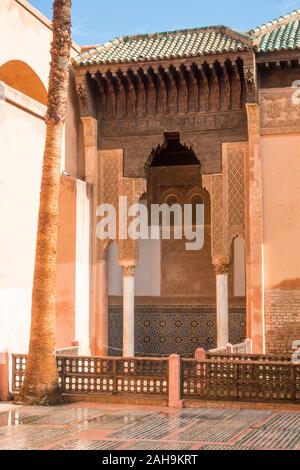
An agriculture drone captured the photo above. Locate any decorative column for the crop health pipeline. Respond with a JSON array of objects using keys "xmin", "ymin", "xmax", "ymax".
[
  {"xmin": 94, "ymin": 252, "xmax": 109, "ymax": 356},
  {"xmin": 214, "ymin": 260, "xmax": 230, "ymax": 348},
  {"xmin": 98, "ymin": 150, "xmax": 145, "ymax": 358},
  {"xmin": 122, "ymin": 264, "xmax": 136, "ymax": 357}
]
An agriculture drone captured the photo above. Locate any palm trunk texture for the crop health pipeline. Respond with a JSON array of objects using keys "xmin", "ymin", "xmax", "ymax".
[{"xmin": 19, "ymin": 0, "xmax": 72, "ymax": 405}]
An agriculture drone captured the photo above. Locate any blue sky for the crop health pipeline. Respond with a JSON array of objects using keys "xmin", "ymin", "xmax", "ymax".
[{"xmin": 30, "ymin": 0, "xmax": 300, "ymax": 45}]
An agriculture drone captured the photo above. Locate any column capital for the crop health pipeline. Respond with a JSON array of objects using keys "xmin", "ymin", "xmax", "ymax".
[
  {"xmin": 121, "ymin": 264, "xmax": 136, "ymax": 277},
  {"xmin": 214, "ymin": 262, "xmax": 230, "ymax": 276}
]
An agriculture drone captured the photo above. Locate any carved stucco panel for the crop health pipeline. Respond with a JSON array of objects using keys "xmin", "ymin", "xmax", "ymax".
[
  {"xmin": 98, "ymin": 149, "xmax": 146, "ymax": 265},
  {"xmin": 222, "ymin": 142, "xmax": 247, "ymax": 245},
  {"xmin": 203, "ymin": 141, "xmax": 247, "ymax": 263},
  {"xmin": 203, "ymin": 174, "xmax": 227, "ymax": 259},
  {"xmin": 260, "ymin": 88, "xmax": 300, "ymax": 135}
]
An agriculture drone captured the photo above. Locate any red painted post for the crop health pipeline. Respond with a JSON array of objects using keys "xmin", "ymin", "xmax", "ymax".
[
  {"xmin": 168, "ymin": 354, "xmax": 183, "ymax": 409},
  {"xmin": 0, "ymin": 351, "xmax": 9, "ymax": 401},
  {"xmin": 195, "ymin": 348, "xmax": 206, "ymax": 361}
]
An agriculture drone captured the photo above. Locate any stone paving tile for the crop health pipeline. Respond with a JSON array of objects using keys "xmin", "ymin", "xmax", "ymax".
[
  {"xmin": 124, "ymin": 441, "xmax": 195, "ymax": 450},
  {"xmin": 198, "ymin": 444, "xmax": 254, "ymax": 451},
  {"xmin": 108, "ymin": 415, "xmax": 191, "ymax": 440},
  {"xmin": 175, "ymin": 409, "xmax": 272, "ymax": 444},
  {"xmin": 235, "ymin": 428, "xmax": 300, "ymax": 450},
  {"xmin": 0, "ymin": 427, "xmax": 72, "ymax": 450},
  {"xmin": 259, "ymin": 412, "xmax": 300, "ymax": 432},
  {"xmin": 0, "ymin": 404, "xmax": 300, "ymax": 450},
  {"xmin": 51, "ymin": 439, "xmax": 124, "ymax": 451},
  {"xmin": 7, "ymin": 408, "xmax": 105, "ymax": 426},
  {"xmin": 178, "ymin": 409, "xmax": 237, "ymax": 420},
  {"xmin": 88, "ymin": 412, "xmax": 152, "ymax": 428}
]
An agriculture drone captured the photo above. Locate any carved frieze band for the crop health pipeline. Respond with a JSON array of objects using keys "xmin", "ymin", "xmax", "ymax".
[{"xmin": 100, "ymin": 111, "xmax": 246, "ymax": 138}]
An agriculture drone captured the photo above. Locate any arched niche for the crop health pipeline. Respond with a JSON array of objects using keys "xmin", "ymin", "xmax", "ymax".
[
  {"xmin": 146, "ymin": 132, "xmax": 201, "ymax": 168},
  {"xmin": 0, "ymin": 60, "xmax": 47, "ymax": 105}
]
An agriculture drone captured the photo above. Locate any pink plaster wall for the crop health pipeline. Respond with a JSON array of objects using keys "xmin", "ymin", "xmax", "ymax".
[
  {"xmin": 0, "ymin": 1, "xmax": 80, "ymax": 88},
  {"xmin": 0, "ymin": 1, "xmax": 82, "ymax": 354},
  {"xmin": 0, "ymin": 94, "xmax": 45, "ymax": 353},
  {"xmin": 56, "ymin": 176, "xmax": 77, "ymax": 349},
  {"xmin": 261, "ymin": 134, "xmax": 300, "ymax": 289}
]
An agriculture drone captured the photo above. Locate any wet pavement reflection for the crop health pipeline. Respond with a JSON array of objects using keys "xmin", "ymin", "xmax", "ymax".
[{"xmin": 0, "ymin": 403, "xmax": 299, "ymax": 450}]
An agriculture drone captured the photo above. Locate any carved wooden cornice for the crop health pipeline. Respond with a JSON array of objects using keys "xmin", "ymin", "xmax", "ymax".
[{"xmin": 75, "ymin": 58, "xmax": 248, "ymax": 122}]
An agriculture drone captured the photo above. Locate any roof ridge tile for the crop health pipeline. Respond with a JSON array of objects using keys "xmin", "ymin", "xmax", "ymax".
[{"xmin": 249, "ymin": 8, "xmax": 300, "ymax": 37}]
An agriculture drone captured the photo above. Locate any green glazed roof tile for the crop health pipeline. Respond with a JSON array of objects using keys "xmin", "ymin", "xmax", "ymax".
[
  {"xmin": 250, "ymin": 9, "xmax": 300, "ymax": 53},
  {"xmin": 256, "ymin": 19, "xmax": 300, "ymax": 52},
  {"xmin": 75, "ymin": 10, "xmax": 300, "ymax": 66},
  {"xmin": 74, "ymin": 26, "xmax": 252, "ymax": 66}
]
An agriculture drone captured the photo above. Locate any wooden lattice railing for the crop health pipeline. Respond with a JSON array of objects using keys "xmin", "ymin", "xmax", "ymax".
[
  {"xmin": 12, "ymin": 353, "xmax": 300, "ymax": 405},
  {"xmin": 206, "ymin": 353, "xmax": 292, "ymax": 362},
  {"xmin": 55, "ymin": 346, "xmax": 79, "ymax": 357},
  {"xmin": 12, "ymin": 355, "xmax": 168, "ymax": 397},
  {"xmin": 182, "ymin": 359, "xmax": 300, "ymax": 402}
]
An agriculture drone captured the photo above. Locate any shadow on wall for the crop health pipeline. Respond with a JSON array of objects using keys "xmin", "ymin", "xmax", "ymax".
[{"xmin": 0, "ymin": 60, "xmax": 47, "ymax": 105}]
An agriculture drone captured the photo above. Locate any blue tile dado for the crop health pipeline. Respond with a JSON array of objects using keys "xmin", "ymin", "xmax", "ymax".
[{"xmin": 108, "ymin": 304, "xmax": 246, "ymax": 357}]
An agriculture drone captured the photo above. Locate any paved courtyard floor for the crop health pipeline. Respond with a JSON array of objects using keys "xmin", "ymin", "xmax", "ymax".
[{"xmin": 1, "ymin": 402, "xmax": 300, "ymax": 450}]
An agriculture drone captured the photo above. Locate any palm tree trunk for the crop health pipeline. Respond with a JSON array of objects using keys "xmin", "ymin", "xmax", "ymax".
[{"xmin": 19, "ymin": 0, "xmax": 72, "ymax": 405}]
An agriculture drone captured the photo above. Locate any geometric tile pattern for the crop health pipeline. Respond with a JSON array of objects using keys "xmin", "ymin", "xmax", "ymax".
[
  {"xmin": 1, "ymin": 403, "xmax": 300, "ymax": 450},
  {"xmin": 109, "ymin": 305, "xmax": 246, "ymax": 357}
]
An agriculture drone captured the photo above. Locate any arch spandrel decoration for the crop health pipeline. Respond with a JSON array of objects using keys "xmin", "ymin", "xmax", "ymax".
[
  {"xmin": 97, "ymin": 142, "xmax": 247, "ymax": 266},
  {"xmin": 98, "ymin": 149, "xmax": 146, "ymax": 265}
]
